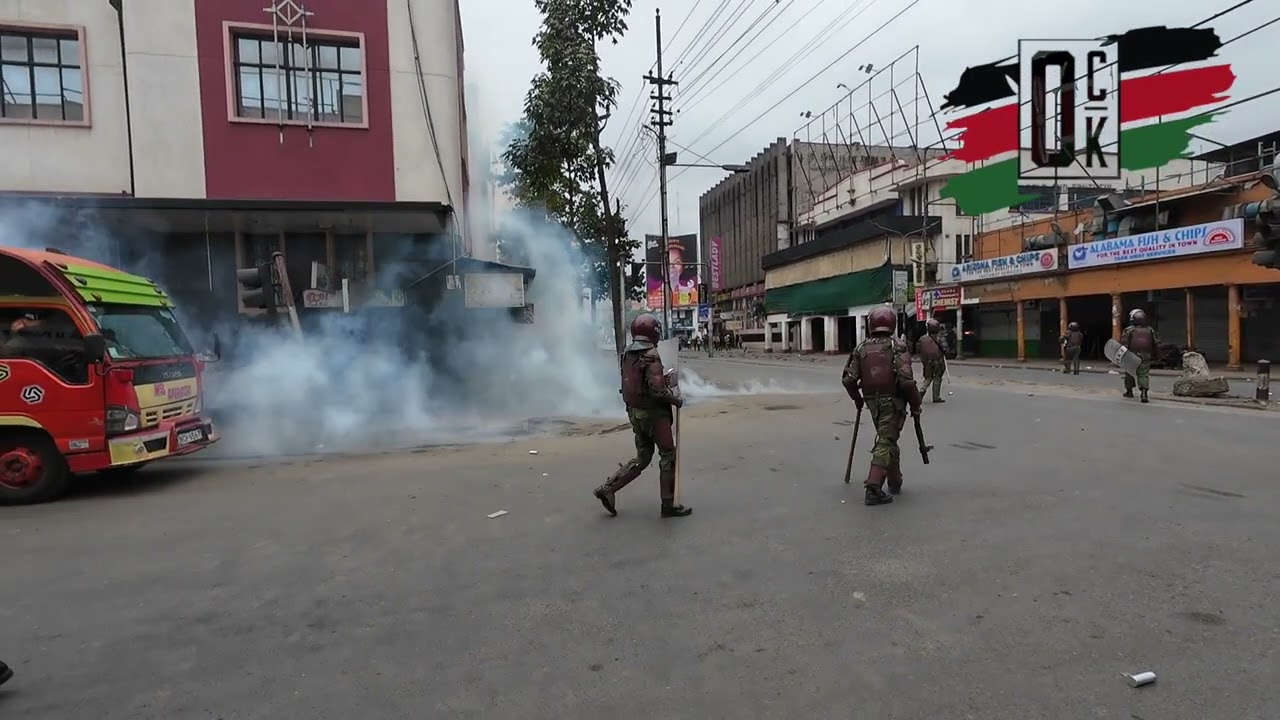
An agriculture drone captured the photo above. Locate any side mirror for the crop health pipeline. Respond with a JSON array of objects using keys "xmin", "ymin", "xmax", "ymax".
[{"xmin": 84, "ymin": 333, "xmax": 107, "ymax": 364}]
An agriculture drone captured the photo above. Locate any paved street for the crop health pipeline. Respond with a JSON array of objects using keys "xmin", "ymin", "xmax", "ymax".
[{"xmin": 3, "ymin": 358, "xmax": 1279, "ymax": 719}]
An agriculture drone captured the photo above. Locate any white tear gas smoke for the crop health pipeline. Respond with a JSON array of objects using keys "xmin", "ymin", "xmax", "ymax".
[
  {"xmin": 678, "ymin": 366, "xmax": 823, "ymax": 398},
  {"xmin": 0, "ymin": 202, "xmax": 622, "ymax": 457},
  {"xmin": 207, "ymin": 212, "xmax": 622, "ymax": 456}
]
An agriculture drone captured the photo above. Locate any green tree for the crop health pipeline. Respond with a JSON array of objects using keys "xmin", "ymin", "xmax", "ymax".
[{"xmin": 499, "ymin": 0, "xmax": 637, "ymax": 353}]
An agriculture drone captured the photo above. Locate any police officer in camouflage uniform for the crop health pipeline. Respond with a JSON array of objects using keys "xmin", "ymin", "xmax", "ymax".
[
  {"xmin": 842, "ymin": 306, "xmax": 924, "ymax": 506},
  {"xmin": 593, "ymin": 314, "xmax": 693, "ymax": 518},
  {"xmin": 1120, "ymin": 308, "xmax": 1160, "ymax": 403},
  {"xmin": 1061, "ymin": 321, "xmax": 1084, "ymax": 374},
  {"xmin": 914, "ymin": 317, "xmax": 948, "ymax": 403}
]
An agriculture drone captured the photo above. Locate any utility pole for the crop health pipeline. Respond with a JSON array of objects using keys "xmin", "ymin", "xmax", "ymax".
[{"xmin": 645, "ymin": 8, "xmax": 676, "ymax": 339}]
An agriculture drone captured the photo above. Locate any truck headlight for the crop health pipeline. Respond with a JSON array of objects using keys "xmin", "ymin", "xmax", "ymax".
[
  {"xmin": 193, "ymin": 396, "xmax": 202, "ymax": 413},
  {"xmin": 106, "ymin": 405, "xmax": 141, "ymax": 435}
]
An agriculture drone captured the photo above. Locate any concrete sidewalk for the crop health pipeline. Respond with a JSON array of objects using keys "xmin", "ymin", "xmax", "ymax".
[
  {"xmin": 947, "ymin": 356, "xmax": 1260, "ymax": 382},
  {"xmin": 690, "ymin": 349, "xmax": 1262, "ymax": 382}
]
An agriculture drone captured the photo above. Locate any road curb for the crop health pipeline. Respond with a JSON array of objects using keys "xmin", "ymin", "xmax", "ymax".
[
  {"xmin": 947, "ymin": 359, "xmax": 1257, "ymax": 382},
  {"xmin": 1155, "ymin": 395, "xmax": 1273, "ymax": 411}
]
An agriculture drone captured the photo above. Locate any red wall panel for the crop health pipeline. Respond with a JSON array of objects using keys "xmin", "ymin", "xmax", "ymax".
[{"xmin": 194, "ymin": 0, "xmax": 395, "ymax": 201}]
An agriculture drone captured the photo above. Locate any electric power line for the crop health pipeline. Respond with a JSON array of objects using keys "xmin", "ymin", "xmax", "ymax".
[
  {"xmin": 663, "ymin": 0, "xmax": 709, "ymax": 53},
  {"xmin": 679, "ymin": 0, "xmax": 883, "ymax": 147},
  {"xmin": 677, "ymin": 0, "xmax": 801, "ymax": 108},
  {"xmin": 677, "ymin": 0, "xmax": 763, "ymax": 88},
  {"xmin": 669, "ymin": 0, "xmax": 735, "ymax": 71},
  {"xmin": 674, "ymin": 0, "xmax": 918, "ymax": 183}
]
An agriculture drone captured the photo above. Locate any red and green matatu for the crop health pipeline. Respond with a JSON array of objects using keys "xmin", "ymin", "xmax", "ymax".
[{"xmin": 1, "ymin": 247, "xmax": 219, "ymax": 504}]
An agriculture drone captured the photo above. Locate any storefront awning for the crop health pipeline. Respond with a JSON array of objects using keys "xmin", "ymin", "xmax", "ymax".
[{"xmin": 765, "ymin": 264, "xmax": 892, "ymax": 317}]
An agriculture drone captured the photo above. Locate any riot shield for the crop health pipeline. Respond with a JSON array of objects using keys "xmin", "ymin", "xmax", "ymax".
[{"xmin": 1104, "ymin": 338, "xmax": 1142, "ymax": 378}]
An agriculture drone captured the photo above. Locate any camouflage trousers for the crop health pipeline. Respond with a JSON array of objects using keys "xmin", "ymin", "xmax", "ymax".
[
  {"xmin": 921, "ymin": 359, "xmax": 946, "ymax": 401},
  {"xmin": 602, "ymin": 407, "xmax": 677, "ymax": 500},
  {"xmin": 867, "ymin": 395, "xmax": 907, "ymax": 473},
  {"xmin": 1063, "ymin": 346, "xmax": 1081, "ymax": 373},
  {"xmin": 1124, "ymin": 358, "xmax": 1152, "ymax": 391}
]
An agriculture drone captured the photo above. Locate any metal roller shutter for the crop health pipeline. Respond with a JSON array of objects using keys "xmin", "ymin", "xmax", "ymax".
[
  {"xmin": 1193, "ymin": 286, "xmax": 1230, "ymax": 364},
  {"xmin": 1242, "ymin": 285, "xmax": 1280, "ymax": 363},
  {"xmin": 976, "ymin": 304, "xmax": 1016, "ymax": 357},
  {"xmin": 1152, "ymin": 290, "xmax": 1187, "ymax": 350}
]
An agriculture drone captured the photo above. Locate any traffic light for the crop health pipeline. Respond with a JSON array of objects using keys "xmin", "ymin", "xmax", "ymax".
[
  {"xmin": 237, "ymin": 262, "xmax": 278, "ymax": 310},
  {"xmin": 1250, "ymin": 199, "xmax": 1280, "ymax": 269}
]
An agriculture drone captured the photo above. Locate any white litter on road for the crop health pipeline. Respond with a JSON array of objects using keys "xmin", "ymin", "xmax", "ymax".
[
  {"xmin": 528, "ymin": 450, "xmax": 539, "ymax": 455},
  {"xmin": 1124, "ymin": 671, "xmax": 1157, "ymax": 688},
  {"xmin": 487, "ymin": 510, "xmax": 509, "ymax": 519}
]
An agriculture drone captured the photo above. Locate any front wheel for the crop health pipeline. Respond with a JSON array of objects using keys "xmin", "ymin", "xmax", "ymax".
[{"xmin": 0, "ymin": 431, "xmax": 70, "ymax": 505}]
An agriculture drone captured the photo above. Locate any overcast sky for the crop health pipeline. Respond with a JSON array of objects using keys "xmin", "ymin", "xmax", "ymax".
[{"xmin": 461, "ymin": 0, "xmax": 1276, "ymax": 244}]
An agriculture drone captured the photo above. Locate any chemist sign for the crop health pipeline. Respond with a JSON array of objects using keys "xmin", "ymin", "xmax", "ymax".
[
  {"xmin": 949, "ymin": 249, "xmax": 1058, "ymax": 284},
  {"xmin": 1067, "ymin": 218, "xmax": 1244, "ymax": 270}
]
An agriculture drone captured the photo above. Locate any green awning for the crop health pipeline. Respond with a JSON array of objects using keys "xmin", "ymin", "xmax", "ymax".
[{"xmin": 765, "ymin": 264, "xmax": 891, "ymax": 316}]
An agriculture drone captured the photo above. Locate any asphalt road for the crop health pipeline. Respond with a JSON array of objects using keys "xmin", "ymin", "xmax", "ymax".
[{"xmin": 2, "ymin": 359, "xmax": 1278, "ymax": 719}]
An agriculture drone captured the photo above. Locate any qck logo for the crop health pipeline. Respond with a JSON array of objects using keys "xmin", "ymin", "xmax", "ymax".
[
  {"xmin": 1072, "ymin": 246, "xmax": 1089, "ymax": 262},
  {"xmin": 1018, "ymin": 39, "xmax": 1121, "ymax": 181},
  {"xmin": 20, "ymin": 384, "xmax": 44, "ymax": 405},
  {"xmin": 951, "ymin": 266, "xmax": 962, "ymax": 280}
]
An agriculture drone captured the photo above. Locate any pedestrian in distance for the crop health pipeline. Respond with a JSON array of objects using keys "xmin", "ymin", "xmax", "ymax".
[
  {"xmin": 1061, "ymin": 321, "xmax": 1084, "ymax": 375},
  {"xmin": 1120, "ymin": 309, "xmax": 1160, "ymax": 403},
  {"xmin": 593, "ymin": 313, "xmax": 693, "ymax": 518},
  {"xmin": 914, "ymin": 318, "xmax": 949, "ymax": 403},
  {"xmin": 841, "ymin": 306, "xmax": 924, "ymax": 506}
]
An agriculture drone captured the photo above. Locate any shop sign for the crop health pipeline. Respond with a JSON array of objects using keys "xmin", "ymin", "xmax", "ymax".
[
  {"xmin": 915, "ymin": 286, "xmax": 962, "ymax": 320},
  {"xmin": 1067, "ymin": 218, "xmax": 1244, "ymax": 270},
  {"xmin": 892, "ymin": 269, "xmax": 909, "ymax": 305},
  {"xmin": 949, "ymin": 249, "xmax": 1058, "ymax": 283}
]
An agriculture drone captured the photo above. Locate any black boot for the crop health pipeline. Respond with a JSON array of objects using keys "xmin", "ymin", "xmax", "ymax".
[
  {"xmin": 865, "ymin": 486, "xmax": 893, "ymax": 505},
  {"xmin": 864, "ymin": 466, "xmax": 893, "ymax": 505},
  {"xmin": 1123, "ymin": 389, "xmax": 1134, "ymax": 398},
  {"xmin": 1140, "ymin": 389, "xmax": 1149, "ymax": 404},
  {"xmin": 932, "ymin": 397, "xmax": 945, "ymax": 404},
  {"xmin": 659, "ymin": 467, "xmax": 691, "ymax": 517},
  {"xmin": 0, "ymin": 661, "xmax": 12, "ymax": 687},
  {"xmin": 887, "ymin": 467, "xmax": 904, "ymax": 495},
  {"xmin": 592, "ymin": 484, "xmax": 617, "ymax": 516},
  {"xmin": 661, "ymin": 501, "xmax": 693, "ymax": 517}
]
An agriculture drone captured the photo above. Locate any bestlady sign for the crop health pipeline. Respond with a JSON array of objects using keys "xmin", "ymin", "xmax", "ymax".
[
  {"xmin": 1067, "ymin": 219, "xmax": 1244, "ymax": 270},
  {"xmin": 949, "ymin": 249, "xmax": 1058, "ymax": 284}
]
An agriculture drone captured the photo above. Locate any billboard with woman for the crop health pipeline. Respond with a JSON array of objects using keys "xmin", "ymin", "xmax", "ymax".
[{"xmin": 645, "ymin": 233, "xmax": 700, "ymax": 309}]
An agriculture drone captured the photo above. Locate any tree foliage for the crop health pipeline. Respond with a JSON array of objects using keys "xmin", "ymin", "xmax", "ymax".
[{"xmin": 498, "ymin": 0, "xmax": 642, "ymax": 317}]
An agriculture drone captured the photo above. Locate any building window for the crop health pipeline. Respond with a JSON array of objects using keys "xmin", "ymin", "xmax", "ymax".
[
  {"xmin": 1015, "ymin": 185, "xmax": 1058, "ymax": 213},
  {"xmin": 953, "ymin": 233, "xmax": 973, "ymax": 262},
  {"xmin": 0, "ymin": 28, "xmax": 84, "ymax": 122},
  {"xmin": 232, "ymin": 32, "xmax": 364, "ymax": 124}
]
